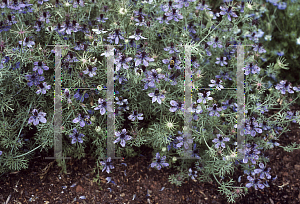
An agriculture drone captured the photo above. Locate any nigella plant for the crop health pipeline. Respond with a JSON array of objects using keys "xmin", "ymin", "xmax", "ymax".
[
  {"xmin": 241, "ymin": 143, "xmax": 261, "ymax": 165},
  {"xmin": 114, "ymin": 52, "xmax": 133, "ymax": 72},
  {"xmin": 94, "ymin": 98, "xmax": 113, "ymax": 115},
  {"xmin": 162, "ymin": 56, "xmax": 181, "ymax": 70},
  {"xmin": 188, "ymin": 143, "xmax": 201, "ymax": 159},
  {"xmin": 245, "ymin": 174, "xmax": 267, "ymax": 190},
  {"xmin": 151, "ymin": 152, "xmax": 169, "ymax": 170},
  {"xmin": 26, "ymin": 72, "xmax": 45, "ymax": 87},
  {"xmin": 197, "ymin": 90, "xmax": 213, "ymax": 104},
  {"xmin": 209, "ymin": 78, "xmax": 224, "ymax": 90},
  {"xmin": 253, "ymin": 163, "xmax": 272, "ymax": 180},
  {"xmin": 100, "ymin": 157, "xmax": 115, "ymax": 174},
  {"xmin": 63, "ymin": 88, "xmax": 72, "ymax": 104},
  {"xmin": 115, "ymin": 96, "xmax": 129, "ymax": 112},
  {"xmin": 196, "ymin": 0, "xmax": 211, "ymax": 11},
  {"xmin": 83, "ymin": 65, "xmax": 97, "ymax": 77},
  {"xmin": 188, "ymin": 168, "xmax": 198, "ymax": 181},
  {"xmin": 114, "ymin": 129, "xmax": 132, "ymax": 147},
  {"xmin": 275, "ymin": 80, "xmax": 295, "ymax": 95},
  {"xmin": 28, "ymin": 109, "xmax": 47, "ymax": 126},
  {"xmin": 74, "ymin": 89, "xmax": 89, "ymax": 103},
  {"xmin": 134, "ymin": 51, "xmax": 154, "ymax": 67},
  {"xmin": 72, "ymin": 113, "xmax": 92, "ymax": 127},
  {"xmin": 212, "ymin": 134, "xmax": 230, "ymax": 149},
  {"xmin": 128, "ymin": 110, "xmax": 144, "ymax": 122},
  {"xmin": 19, "ymin": 37, "xmax": 35, "ymax": 48},
  {"xmin": 219, "ymin": 4, "xmax": 238, "ymax": 21},
  {"xmin": 33, "ymin": 61, "xmax": 49, "ymax": 75},
  {"xmin": 107, "ymin": 29, "xmax": 125, "ymax": 44},
  {"xmin": 69, "ymin": 128, "xmax": 85, "ymax": 144},
  {"xmin": 128, "ymin": 28, "xmax": 147, "ymax": 41},
  {"xmin": 163, "ymin": 42, "xmax": 181, "ymax": 54},
  {"xmin": 215, "ymin": 56, "xmax": 227, "ymax": 66},
  {"xmin": 176, "ymin": 131, "xmax": 193, "ymax": 149},
  {"xmin": 244, "ymin": 63, "xmax": 261, "ymax": 75},
  {"xmin": 36, "ymin": 82, "xmax": 51, "ymax": 95},
  {"xmin": 169, "ymin": 100, "xmax": 184, "ymax": 112},
  {"xmin": 148, "ymin": 89, "xmax": 165, "ymax": 104}
]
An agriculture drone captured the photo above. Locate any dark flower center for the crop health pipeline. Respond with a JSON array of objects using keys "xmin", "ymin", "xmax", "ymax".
[
  {"xmin": 120, "ymin": 133, "xmax": 125, "ymax": 139},
  {"xmin": 38, "ymin": 83, "xmax": 44, "ymax": 88},
  {"xmin": 157, "ymin": 158, "xmax": 161, "ymax": 163},
  {"xmin": 154, "ymin": 90, "xmax": 159, "ymax": 96},
  {"xmin": 38, "ymin": 61, "xmax": 42, "ymax": 66}
]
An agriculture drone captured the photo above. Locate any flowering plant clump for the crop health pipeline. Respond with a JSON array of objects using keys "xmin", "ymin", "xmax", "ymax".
[{"xmin": 0, "ymin": 0, "xmax": 300, "ymax": 202}]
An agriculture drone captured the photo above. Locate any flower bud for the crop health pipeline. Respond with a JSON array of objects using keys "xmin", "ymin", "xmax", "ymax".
[
  {"xmin": 172, "ymin": 157, "xmax": 177, "ymax": 162},
  {"xmin": 162, "ymin": 147, "xmax": 166, "ymax": 152},
  {"xmin": 156, "ymin": 68, "xmax": 162, "ymax": 73},
  {"xmin": 95, "ymin": 126, "xmax": 101, "ymax": 133},
  {"xmin": 91, "ymin": 116, "xmax": 95, "ymax": 122},
  {"xmin": 97, "ymin": 85, "xmax": 103, "ymax": 91}
]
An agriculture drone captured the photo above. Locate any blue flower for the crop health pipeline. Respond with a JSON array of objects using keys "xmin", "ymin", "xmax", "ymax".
[
  {"xmin": 163, "ymin": 42, "xmax": 181, "ymax": 54},
  {"xmin": 28, "ymin": 109, "xmax": 47, "ymax": 126},
  {"xmin": 212, "ymin": 134, "xmax": 230, "ymax": 149},
  {"xmin": 135, "ymin": 51, "xmax": 154, "ymax": 67},
  {"xmin": 215, "ymin": 56, "xmax": 227, "ymax": 66},
  {"xmin": 74, "ymin": 90, "xmax": 89, "ymax": 103},
  {"xmin": 107, "ymin": 29, "xmax": 125, "ymax": 44},
  {"xmin": 148, "ymin": 89, "xmax": 165, "ymax": 104},
  {"xmin": 37, "ymin": 0, "xmax": 49, "ymax": 4},
  {"xmin": 244, "ymin": 63, "xmax": 260, "ymax": 75},
  {"xmin": 196, "ymin": 1, "xmax": 211, "ymax": 11},
  {"xmin": 83, "ymin": 65, "xmax": 97, "ymax": 77},
  {"xmin": 72, "ymin": 113, "xmax": 92, "ymax": 127},
  {"xmin": 188, "ymin": 168, "xmax": 198, "ymax": 180},
  {"xmin": 69, "ymin": 128, "xmax": 85, "ymax": 144},
  {"xmin": 94, "ymin": 98, "xmax": 113, "ymax": 115},
  {"xmin": 26, "ymin": 72, "xmax": 45, "ymax": 87},
  {"xmin": 277, "ymin": 2, "xmax": 287, "ymax": 10},
  {"xmin": 19, "ymin": 37, "xmax": 35, "ymax": 48},
  {"xmin": 275, "ymin": 80, "xmax": 294, "ymax": 95},
  {"xmin": 36, "ymin": 82, "xmax": 51, "ymax": 95},
  {"xmin": 33, "ymin": 61, "xmax": 49, "ymax": 75},
  {"xmin": 114, "ymin": 52, "xmax": 133, "ymax": 72},
  {"xmin": 151, "ymin": 152, "xmax": 169, "ymax": 170},
  {"xmin": 197, "ymin": 91, "xmax": 213, "ymax": 104},
  {"xmin": 209, "ymin": 78, "xmax": 224, "ymax": 90},
  {"xmin": 246, "ymin": 175, "xmax": 267, "ymax": 190},
  {"xmin": 114, "ymin": 129, "xmax": 132, "ymax": 147},
  {"xmin": 207, "ymin": 36, "xmax": 223, "ymax": 49},
  {"xmin": 165, "ymin": 8, "xmax": 184, "ymax": 22},
  {"xmin": 96, "ymin": 14, "xmax": 109, "ymax": 23},
  {"xmin": 219, "ymin": 5, "xmax": 238, "ymax": 21},
  {"xmin": 100, "ymin": 157, "xmax": 115, "ymax": 174},
  {"xmin": 253, "ymin": 163, "xmax": 272, "ymax": 180},
  {"xmin": 128, "ymin": 110, "xmax": 144, "ymax": 122}
]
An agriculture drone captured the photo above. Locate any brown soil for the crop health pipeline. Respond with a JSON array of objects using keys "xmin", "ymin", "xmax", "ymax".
[{"xmin": 0, "ymin": 104, "xmax": 299, "ymax": 204}]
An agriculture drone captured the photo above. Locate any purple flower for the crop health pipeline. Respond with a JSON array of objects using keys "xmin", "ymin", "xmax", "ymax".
[
  {"xmin": 28, "ymin": 109, "xmax": 47, "ymax": 126},
  {"xmin": 162, "ymin": 56, "xmax": 182, "ymax": 70},
  {"xmin": 209, "ymin": 78, "xmax": 224, "ymax": 90},
  {"xmin": 128, "ymin": 28, "xmax": 147, "ymax": 41},
  {"xmin": 135, "ymin": 51, "xmax": 154, "ymax": 67},
  {"xmin": 174, "ymin": 0, "xmax": 196, "ymax": 9},
  {"xmin": 169, "ymin": 100, "xmax": 185, "ymax": 112},
  {"xmin": 255, "ymin": 102, "xmax": 269, "ymax": 114},
  {"xmin": 188, "ymin": 168, "xmax": 198, "ymax": 180},
  {"xmin": 246, "ymin": 175, "xmax": 266, "ymax": 190},
  {"xmin": 100, "ymin": 157, "xmax": 115, "ymax": 174},
  {"xmin": 244, "ymin": 63, "xmax": 260, "ymax": 75},
  {"xmin": 94, "ymin": 98, "xmax": 113, "ymax": 115},
  {"xmin": 148, "ymin": 89, "xmax": 165, "ymax": 104},
  {"xmin": 244, "ymin": 117, "xmax": 262, "ymax": 137},
  {"xmin": 221, "ymin": 98, "xmax": 237, "ymax": 111},
  {"xmin": 212, "ymin": 134, "xmax": 230, "ymax": 149},
  {"xmin": 19, "ymin": 37, "xmax": 35, "ymax": 48},
  {"xmin": 107, "ymin": 29, "xmax": 125, "ymax": 44},
  {"xmin": 176, "ymin": 131, "xmax": 193, "ymax": 149},
  {"xmin": 165, "ymin": 8, "xmax": 183, "ymax": 22},
  {"xmin": 207, "ymin": 104, "xmax": 223, "ymax": 117},
  {"xmin": 241, "ymin": 143, "xmax": 261, "ymax": 165},
  {"xmin": 26, "ymin": 72, "xmax": 45, "ymax": 87},
  {"xmin": 63, "ymin": 88, "xmax": 72, "ymax": 104},
  {"xmin": 128, "ymin": 110, "xmax": 144, "ymax": 122},
  {"xmin": 114, "ymin": 52, "xmax": 133, "ymax": 72},
  {"xmin": 69, "ymin": 128, "xmax": 85, "ymax": 144},
  {"xmin": 0, "ymin": 151, "xmax": 2, "ymax": 156},
  {"xmin": 156, "ymin": 13, "xmax": 170, "ymax": 24},
  {"xmin": 219, "ymin": 5, "xmax": 238, "ymax": 21},
  {"xmin": 114, "ymin": 129, "xmax": 132, "ymax": 147},
  {"xmin": 252, "ymin": 43, "xmax": 266, "ymax": 54},
  {"xmin": 72, "ymin": 113, "xmax": 92, "ymax": 127},
  {"xmin": 197, "ymin": 90, "xmax": 213, "ymax": 104},
  {"xmin": 83, "ymin": 65, "xmax": 97, "ymax": 77},
  {"xmin": 207, "ymin": 36, "xmax": 223, "ymax": 48},
  {"xmin": 36, "ymin": 82, "xmax": 51, "ymax": 95},
  {"xmin": 215, "ymin": 56, "xmax": 227, "ymax": 66},
  {"xmin": 277, "ymin": 2, "xmax": 287, "ymax": 10},
  {"xmin": 74, "ymin": 90, "xmax": 89, "ymax": 103},
  {"xmin": 151, "ymin": 152, "xmax": 169, "ymax": 170},
  {"xmin": 196, "ymin": 0, "xmax": 211, "ymax": 11},
  {"xmin": 73, "ymin": 0, "xmax": 85, "ymax": 8},
  {"xmin": 286, "ymin": 111, "xmax": 298, "ymax": 123},
  {"xmin": 254, "ymin": 163, "xmax": 272, "ymax": 180},
  {"xmin": 33, "ymin": 61, "xmax": 49, "ymax": 75},
  {"xmin": 39, "ymin": 11, "xmax": 51, "ymax": 24},
  {"xmin": 163, "ymin": 42, "xmax": 181, "ymax": 54},
  {"xmin": 188, "ymin": 143, "xmax": 201, "ymax": 159},
  {"xmin": 115, "ymin": 96, "xmax": 129, "ymax": 112},
  {"xmin": 275, "ymin": 80, "xmax": 294, "ymax": 95},
  {"xmin": 96, "ymin": 14, "xmax": 108, "ymax": 23},
  {"xmin": 114, "ymin": 72, "xmax": 128, "ymax": 84}
]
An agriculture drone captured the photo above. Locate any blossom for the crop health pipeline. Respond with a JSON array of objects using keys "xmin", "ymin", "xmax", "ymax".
[
  {"xmin": 209, "ymin": 78, "xmax": 224, "ymax": 90},
  {"xmin": 212, "ymin": 134, "xmax": 230, "ymax": 149},
  {"xmin": 165, "ymin": 8, "xmax": 183, "ymax": 22},
  {"xmin": 148, "ymin": 89, "xmax": 165, "ymax": 104},
  {"xmin": 188, "ymin": 168, "xmax": 198, "ymax": 180},
  {"xmin": 197, "ymin": 90, "xmax": 213, "ymax": 104},
  {"xmin": 219, "ymin": 5, "xmax": 238, "ymax": 21},
  {"xmin": 36, "ymin": 82, "xmax": 51, "ymax": 95},
  {"xmin": 114, "ymin": 52, "xmax": 133, "ymax": 72},
  {"xmin": 163, "ymin": 42, "xmax": 181, "ymax": 54},
  {"xmin": 69, "ymin": 128, "xmax": 85, "ymax": 144},
  {"xmin": 19, "ymin": 37, "xmax": 35, "ymax": 48},
  {"xmin": 72, "ymin": 113, "xmax": 92, "ymax": 127},
  {"xmin": 275, "ymin": 80, "xmax": 294, "ymax": 95},
  {"xmin": 74, "ymin": 90, "xmax": 89, "ymax": 103},
  {"xmin": 169, "ymin": 100, "xmax": 185, "ymax": 112},
  {"xmin": 128, "ymin": 110, "xmax": 144, "ymax": 122},
  {"xmin": 33, "ymin": 61, "xmax": 49, "ymax": 75},
  {"xmin": 114, "ymin": 129, "xmax": 132, "ymax": 147},
  {"xmin": 135, "ymin": 51, "xmax": 154, "ymax": 67},
  {"xmin": 83, "ymin": 65, "xmax": 97, "ymax": 77},
  {"xmin": 100, "ymin": 157, "xmax": 115, "ymax": 174},
  {"xmin": 26, "ymin": 72, "xmax": 45, "ymax": 87},
  {"xmin": 107, "ymin": 29, "xmax": 125, "ymax": 44},
  {"xmin": 151, "ymin": 152, "xmax": 169, "ymax": 170},
  {"xmin": 215, "ymin": 56, "xmax": 227, "ymax": 66},
  {"xmin": 94, "ymin": 98, "xmax": 113, "ymax": 115},
  {"xmin": 128, "ymin": 28, "xmax": 147, "ymax": 41},
  {"xmin": 28, "ymin": 109, "xmax": 47, "ymax": 126}
]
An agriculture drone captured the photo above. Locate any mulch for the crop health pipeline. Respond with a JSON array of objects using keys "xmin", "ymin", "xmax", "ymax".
[{"xmin": 0, "ymin": 103, "xmax": 300, "ymax": 204}]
